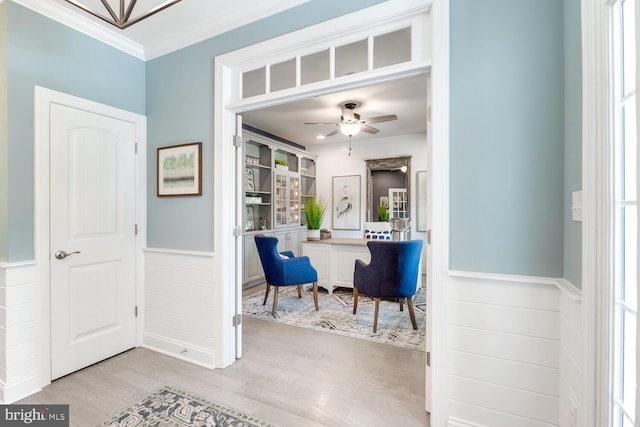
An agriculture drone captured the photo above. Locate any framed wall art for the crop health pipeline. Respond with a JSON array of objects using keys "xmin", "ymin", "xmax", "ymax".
[
  {"xmin": 332, "ymin": 175, "xmax": 361, "ymax": 230},
  {"xmin": 157, "ymin": 142, "xmax": 202, "ymax": 196}
]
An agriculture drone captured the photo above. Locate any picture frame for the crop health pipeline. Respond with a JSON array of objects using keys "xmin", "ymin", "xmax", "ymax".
[
  {"xmin": 332, "ymin": 175, "xmax": 361, "ymax": 230},
  {"xmin": 245, "ymin": 206, "xmax": 255, "ymax": 231},
  {"xmin": 245, "ymin": 168, "xmax": 255, "ymax": 191},
  {"xmin": 157, "ymin": 142, "xmax": 202, "ymax": 196},
  {"xmin": 416, "ymin": 170, "xmax": 427, "ymax": 231}
]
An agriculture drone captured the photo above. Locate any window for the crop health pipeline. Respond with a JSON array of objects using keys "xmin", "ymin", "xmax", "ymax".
[{"xmin": 611, "ymin": 1, "xmax": 638, "ymax": 426}]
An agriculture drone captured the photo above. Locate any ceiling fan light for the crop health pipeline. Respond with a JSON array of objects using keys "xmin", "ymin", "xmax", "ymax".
[{"xmin": 340, "ymin": 123, "xmax": 361, "ymax": 137}]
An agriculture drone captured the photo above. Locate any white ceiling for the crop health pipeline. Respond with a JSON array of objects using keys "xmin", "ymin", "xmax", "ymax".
[
  {"xmin": 19, "ymin": 0, "xmax": 428, "ymax": 145},
  {"xmin": 242, "ymin": 73, "xmax": 428, "ymax": 147}
]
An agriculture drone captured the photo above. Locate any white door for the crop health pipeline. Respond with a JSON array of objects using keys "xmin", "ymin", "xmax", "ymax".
[{"xmin": 50, "ymin": 103, "xmax": 137, "ymax": 379}]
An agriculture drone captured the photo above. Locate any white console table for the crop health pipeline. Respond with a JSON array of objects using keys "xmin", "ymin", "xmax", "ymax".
[{"xmin": 301, "ymin": 238, "xmax": 422, "ymax": 294}]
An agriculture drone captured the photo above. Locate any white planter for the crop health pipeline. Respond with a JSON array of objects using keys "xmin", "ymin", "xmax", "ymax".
[
  {"xmin": 276, "ymin": 164, "xmax": 288, "ymax": 170},
  {"xmin": 307, "ymin": 229, "xmax": 320, "ymax": 241}
]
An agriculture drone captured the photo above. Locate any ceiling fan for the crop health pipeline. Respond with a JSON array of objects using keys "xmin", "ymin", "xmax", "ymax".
[{"xmin": 304, "ymin": 102, "xmax": 398, "ymax": 138}]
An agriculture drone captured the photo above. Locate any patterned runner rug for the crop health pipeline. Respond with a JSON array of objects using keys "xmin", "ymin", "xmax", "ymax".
[
  {"xmin": 100, "ymin": 385, "xmax": 275, "ymax": 426},
  {"xmin": 243, "ymin": 285, "xmax": 426, "ymax": 351}
]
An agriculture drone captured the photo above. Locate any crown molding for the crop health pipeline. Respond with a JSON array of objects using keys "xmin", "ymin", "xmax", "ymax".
[
  {"xmin": 11, "ymin": 0, "xmax": 311, "ymax": 61},
  {"xmin": 12, "ymin": 0, "xmax": 145, "ymax": 60},
  {"xmin": 144, "ymin": 0, "xmax": 310, "ymax": 60}
]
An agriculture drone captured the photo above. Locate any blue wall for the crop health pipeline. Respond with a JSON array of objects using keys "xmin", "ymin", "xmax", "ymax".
[
  {"xmin": 145, "ymin": 0, "xmax": 385, "ymax": 251},
  {"xmin": 2, "ymin": 2, "xmax": 145, "ymax": 262},
  {"xmin": 450, "ymin": 0, "xmax": 565, "ymax": 277},
  {"xmin": 563, "ymin": 0, "xmax": 583, "ymax": 289}
]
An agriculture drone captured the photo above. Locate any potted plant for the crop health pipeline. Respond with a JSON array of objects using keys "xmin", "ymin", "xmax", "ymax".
[
  {"xmin": 275, "ymin": 159, "xmax": 289, "ymax": 170},
  {"xmin": 377, "ymin": 203, "xmax": 389, "ymax": 221},
  {"xmin": 305, "ymin": 196, "xmax": 326, "ymax": 240}
]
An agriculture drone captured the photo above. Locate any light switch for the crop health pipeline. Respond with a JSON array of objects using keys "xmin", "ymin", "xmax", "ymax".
[{"xmin": 571, "ymin": 190, "xmax": 582, "ymax": 222}]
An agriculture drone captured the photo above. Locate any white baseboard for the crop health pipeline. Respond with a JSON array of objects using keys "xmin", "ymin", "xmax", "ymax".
[
  {"xmin": 0, "ymin": 375, "xmax": 41, "ymax": 404},
  {"xmin": 142, "ymin": 332, "xmax": 215, "ymax": 369}
]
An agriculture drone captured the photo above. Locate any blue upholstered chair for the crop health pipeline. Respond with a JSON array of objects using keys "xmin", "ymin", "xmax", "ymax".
[
  {"xmin": 353, "ymin": 240, "xmax": 423, "ymax": 332},
  {"xmin": 254, "ymin": 235, "xmax": 319, "ymax": 316}
]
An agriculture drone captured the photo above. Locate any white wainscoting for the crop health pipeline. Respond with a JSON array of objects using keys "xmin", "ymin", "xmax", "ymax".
[
  {"xmin": 0, "ymin": 262, "xmax": 41, "ymax": 403},
  {"xmin": 446, "ymin": 271, "xmax": 582, "ymax": 427},
  {"xmin": 143, "ymin": 248, "xmax": 216, "ymax": 368}
]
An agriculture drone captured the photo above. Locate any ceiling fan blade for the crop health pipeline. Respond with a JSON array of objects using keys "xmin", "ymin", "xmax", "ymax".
[
  {"xmin": 360, "ymin": 114, "xmax": 398, "ymax": 124},
  {"xmin": 360, "ymin": 125, "xmax": 380, "ymax": 134},
  {"xmin": 325, "ymin": 128, "xmax": 341, "ymax": 137},
  {"xmin": 304, "ymin": 122, "xmax": 340, "ymax": 125}
]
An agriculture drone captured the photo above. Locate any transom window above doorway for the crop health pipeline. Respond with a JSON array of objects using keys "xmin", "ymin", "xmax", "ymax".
[{"xmin": 241, "ymin": 25, "xmax": 417, "ymax": 99}]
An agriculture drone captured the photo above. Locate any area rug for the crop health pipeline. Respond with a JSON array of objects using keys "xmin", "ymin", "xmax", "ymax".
[
  {"xmin": 243, "ymin": 285, "xmax": 426, "ymax": 351},
  {"xmin": 100, "ymin": 385, "xmax": 276, "ymax": 427}
]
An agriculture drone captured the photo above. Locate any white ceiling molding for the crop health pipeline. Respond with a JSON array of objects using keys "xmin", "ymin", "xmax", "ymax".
[
  {"xmin": 144, "ymin": 0, "xmax": 310, "ymax": 60},
  {"xmin": 10, "ymin": 0, "xmax": 311, "ymax": 61},
  {"xmin": 12, "ymin": 0, "xmax": 145, "ymax": 59}
]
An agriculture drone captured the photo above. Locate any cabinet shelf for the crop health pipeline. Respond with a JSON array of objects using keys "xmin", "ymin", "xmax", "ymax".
[{"xmin": 245, "ymin": 162, "xmax": 271, "ymax": 170}]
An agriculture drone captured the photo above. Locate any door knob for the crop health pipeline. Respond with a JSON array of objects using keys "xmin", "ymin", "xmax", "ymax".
[{"xmin": 54, "ymin": 250, "xmax": 81, "ymax": 260}]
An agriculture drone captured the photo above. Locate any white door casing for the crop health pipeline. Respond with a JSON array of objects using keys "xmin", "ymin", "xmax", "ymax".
[
  {"xmin": 213, "ymin": 0, "xmax": 437, "ymax": 414},
  {"xmin": 49, "ymin": 104, "xmax": 137, "ymax": 379},
  {"xmin": 35, "ymin": 87, "xmax": 146, "ymax": 388}
]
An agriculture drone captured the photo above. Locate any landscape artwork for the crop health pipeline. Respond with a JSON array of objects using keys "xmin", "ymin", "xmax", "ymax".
[{"xmin": 157, "ymin": 142, "xmax": 202, "ymax": 196}]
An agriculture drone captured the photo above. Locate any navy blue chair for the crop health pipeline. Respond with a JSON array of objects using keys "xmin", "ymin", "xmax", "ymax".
[
  {"xmin": 353, "ymin": 240, "xmax": 423, "ymax": 332},
  {"xmin": 254, "ymin": 235, "xmax": 319, "ymax": 316}
]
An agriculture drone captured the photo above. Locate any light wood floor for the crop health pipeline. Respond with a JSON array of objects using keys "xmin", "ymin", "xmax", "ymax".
[{"xmin": 18, "ymin": 314, "xmax": 428, "ymax": 426}]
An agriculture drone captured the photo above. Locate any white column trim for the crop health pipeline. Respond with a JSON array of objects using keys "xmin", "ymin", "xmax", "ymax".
[
  {"xmin": 430, "ymin": 0, "xmax": 450, "ymax": 424},
  {"xmin": 580, "ymin": 1, "xmax": 612, "ymax": 426}
]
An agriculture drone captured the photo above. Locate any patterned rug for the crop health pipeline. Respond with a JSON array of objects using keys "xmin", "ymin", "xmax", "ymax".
[
  {"xmin": 100, "ymin": 385, "xmax": 275, "ymax": 426},
  {"xmin": 243, "ymin": 285, "xmax": 426, "ymax": 351}
]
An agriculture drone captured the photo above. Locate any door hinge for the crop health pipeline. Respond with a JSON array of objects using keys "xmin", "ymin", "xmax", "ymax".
[
  {"xmin": 233, "ymin": 135, "xmax": 242, "ymax": 148},
  {"xmin": 135, "ymin": 306, "xmax": 138, "ymax": 317},
  {"xmin": 233, "ymin": 225, "xmax": 242, "ymax": 237},
  {"xmin": 426, "ymin": 351, "xmax": 430, "ymax": 367},
  {"xmin": 427, "ymin": 229, "xmax": 431, "ymax": 244},
  {"xmin": 135, "ymin": 224, "xmax": 138, "ymax": 235},
  {"xmin": 135, "ymin": 142, "xmax": 138, "ymax": 154},
  {"xmin": 232, "ymin": 313, "xmax": 242, "ymax": 327}
]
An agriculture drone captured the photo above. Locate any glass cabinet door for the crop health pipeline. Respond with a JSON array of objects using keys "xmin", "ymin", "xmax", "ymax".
[
  {"xmin": 274, "ymin": 170, "xmax": 300, "ymax": 227},
  {"xmin": 289, "ymin": 175, "xmax": 300, "ymax": 225},
  {"xmin": 274, "ymin": 172, "xmax": 288, "ymax": 226}
]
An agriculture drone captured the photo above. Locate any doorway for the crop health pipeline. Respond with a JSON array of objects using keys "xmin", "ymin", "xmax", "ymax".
[{"xmin": 212, "ymin": 0, "xmax": 437, "ymax": 413}]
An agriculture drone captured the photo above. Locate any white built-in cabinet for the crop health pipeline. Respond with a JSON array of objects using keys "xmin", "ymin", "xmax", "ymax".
[{"xmin": 243, "ymin": 129, "xmax": 317, "ymax": 287}]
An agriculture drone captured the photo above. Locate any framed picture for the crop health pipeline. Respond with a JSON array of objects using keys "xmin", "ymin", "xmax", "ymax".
[
  {"xmin": 157, "ymin": 142, "xmax": 202, "ymax": 196},
  {"xmin": 245, "ymin": 206, "xmax": 255, "ymax": 231},
  {"xmin": 245, "ymin": 168, "xmax": 255, "ymax": 191},
  {"xmin": 332, "ymin": 175, "xmax": 361, "ymax": 230},
  {"xmin": 417, "ymin": 171, "xmax": 427, "ymax": 231}
]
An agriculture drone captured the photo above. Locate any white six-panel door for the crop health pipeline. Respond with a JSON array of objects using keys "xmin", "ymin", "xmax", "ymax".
[{"xmin": 49, "ymin": 103, "xmax": 137, "ymax": 379}]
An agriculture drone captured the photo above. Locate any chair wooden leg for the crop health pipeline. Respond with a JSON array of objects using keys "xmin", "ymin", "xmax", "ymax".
[
  {"xmin": 297, "ymin": 285, "xmax": 302, "ymax": 298},
  {"xmin": 373, "ymin": 298, "xmax": 380, "ymax": 333},
  {"xmin": 313, "ymin": 282, "xmax": 319, "ymax": 311},
  {"xmin": 271, "ymin": 287, "xmax": 279, "ymax": 316},
  {"xmin": 262, "ymin": 283, "xmax": 271, "ymax": 306},
  {"xmin": 407, "ymin": 296, "xmax": 418, "ymax": 330},
  {"xmin": 400, "ymin": 298, "xmax": 404, "ymax": 311},
  {"xmin": 353, "ymin": 287, "xmax": 359, "ymax": 314}
]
